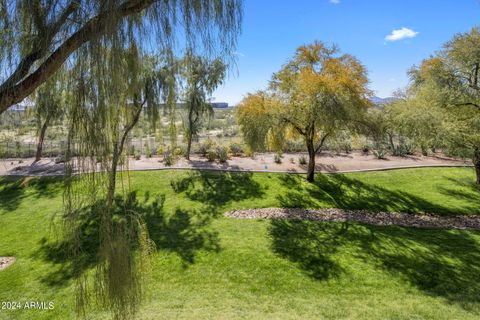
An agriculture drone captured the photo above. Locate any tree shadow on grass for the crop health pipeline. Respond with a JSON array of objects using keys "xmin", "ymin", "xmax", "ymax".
[
  {"xmin": 269, "ymin": 219, "xmax": 480, "ymax": 312},
  {"xmin": 36, "ymin": 192, "xmax": 220, "ymax": 287},
  {"xmin": 270, "ymin": 219, "xmax": 348, "ymax": 280},
  {"xmin": 0, "ymin": 176, "xmax": 61, "ymax": 212},
  {"xmin": 170, "ymin": 170, "xmax": 265, "ymax": 212},
  {"xmin": 276, "ymin": 173, "xmax": 471, "ymax": 215},
  {"xmin": 436, "ymin": 176, "xmax": 480, "ymax": 212}
]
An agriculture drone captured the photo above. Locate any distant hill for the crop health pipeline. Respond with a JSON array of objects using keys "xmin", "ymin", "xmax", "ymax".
[{"xmin": 370, "ymin": 96, "xmax": 398, "ymax": 107}]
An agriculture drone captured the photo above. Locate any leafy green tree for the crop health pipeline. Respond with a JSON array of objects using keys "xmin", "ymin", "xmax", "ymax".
[
  {"xmin": 409, "ymin": 27, "xmax": 480, "ymax": 183},
  {"xmin": 236, "ymin": 91, "xmax": 273, "ymax": 152},
  {"xmin": 237, "ymin": 42, "xmax": 371, "ymax": 182},
  {"xmin": 32, "ymin": 73, "xmax": 65, "ymax": 162},
  {"xmin": 180, "ymin": 52, "xmax": 226, "ymax": 159}
]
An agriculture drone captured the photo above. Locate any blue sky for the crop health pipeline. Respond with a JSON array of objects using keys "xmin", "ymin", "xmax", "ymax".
[{"xmin": 212, "ymin": 0, "xmax": 480, "ymax": 105}]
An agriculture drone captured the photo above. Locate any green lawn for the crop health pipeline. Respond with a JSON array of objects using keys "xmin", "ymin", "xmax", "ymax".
[{"xmin": 1, "ymin": 168, "xmax": 480, "ymax": 319}]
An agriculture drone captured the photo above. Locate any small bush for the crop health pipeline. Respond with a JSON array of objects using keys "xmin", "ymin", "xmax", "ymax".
[
  {"xmin": 134, "ymin": 151, "xmax": 141, "ymax": 160},
  {"xmin": 198, "ymin": 139, "xmax": 215, "ymax": 157},
  {"xmin": 206, "ymin": 149, "xmax": 217, "ymax": 162},
  {"xmin": 299, "ymin": 155, "xmax": 307, "ymax": 165},
  {"xmin": 392, "ymin": 144, "xmax": 415, "ymax": 157},
  {"xmin": 217, "ymin": 146, "xmax": 229, "ymax": 163},
  {"xmin": 373, "ymin": 149, "xmax": 386, "ymax": 160},
  {"xmin": 274, "ymin": 153, "xmax": 282, "ymax": 164},
  {"xmin": 173, "ymin": 147, "xmax": 183, "ymax": 157},
  {"xmin": 343, "ymin": 143, "xmax": 352, "ymax": 154},
  {"xmin": 404, "ymin": 144, "xmax": 415, "ymax": 155},
  {"xmin": 156, "ymin": 145, "xmax": 165, "ymax": 156},
  {"xmin": 421, "ymin": 145, "xmax": 428, "ymax": 156},
  {"xmin": 228, "ymin": 142, "xmax": 243, "ymax": 156},
  {"xmin": 290, "ymin": 157, "xmax": 295, "ymax": 164},
  {"xmin": 362, "ymin": 145, "xmax": 370, "ymax": 154},
  {"xmin": 163, "ymin": 152, "xmax": 174, "ymax": 166}
]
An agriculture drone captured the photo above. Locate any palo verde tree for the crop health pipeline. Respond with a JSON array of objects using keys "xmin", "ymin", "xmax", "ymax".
[
  {"xmin": 32, "ymin": 71, "xmax": 65, "ymax": 162},
  {"xmin": 180, "ymin": 52, "xmax": 227, "ymax": 159},
  {"xmin": 409, "ymin": 27, "xmax": 480, "ymax": 183},
  {"xmin": 237, "ymin": 42, "xmax": 371, "ymax": 182}
]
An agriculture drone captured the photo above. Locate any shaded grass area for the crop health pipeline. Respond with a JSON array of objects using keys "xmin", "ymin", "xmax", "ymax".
[{"xmin": 0, "ymin": 168, "xmax": 479, "ymax": 319}]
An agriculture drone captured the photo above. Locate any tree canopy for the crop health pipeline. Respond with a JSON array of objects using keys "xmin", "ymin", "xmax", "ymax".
[
  {"xmin": 403, "ymin": 27, "xmax": 480, "ymax": 183},
  {"xmin": 237, "ymin": 41, "xmax": 371, "ymax": 181}
]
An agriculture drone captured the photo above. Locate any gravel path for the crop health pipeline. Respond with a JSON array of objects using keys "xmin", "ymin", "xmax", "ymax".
[
  {"xmin": 0, "ymin": 257, "xmax": 15, "ymax": 271},
  {"xmin": 225, "ymin": 208, "xmax": 480, "ymax": 230}
]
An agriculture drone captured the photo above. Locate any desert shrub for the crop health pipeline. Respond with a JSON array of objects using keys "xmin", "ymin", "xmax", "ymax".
[
  {"xmin": 173, "ymin": 147, "xmax": 183, "ymax": 157},
  {"xmin": 285, "ymin": 140, "xmax": 304, "ymax": 152},
  {"xmin": 298, "ymin": 155, "xmax": 307, "ymax": 165},
  {"xmin": 404, "ymin": 144, "xmax": 415, "ymax": 155},
  {"xmin": 163, "ymin": 152, "xmax": 174, "ymax": 166},
  {"xmin": 55, "ymin": 154, "xmax": 65, "ymax": 164},
  {"xmin": 156, "ymin": 145, "xmax": 165, "ymax": 156},
  {"xmin": 134, "ymin": 151, "xmax": 141, "ymax": 160},
  {"xmin": 207, "ymin": 149, "xmax": 217, "ymax": 162},
  {"xmin": 362, "ymin": 145, "xmax": 370, "ymax": 154},
  {"xmin": 392, "ymin": 144, "xmax": 415, "ymax": 157},
  {"xmin": 343, "ymin": 142, "xmax": 352, "ymax": 154},
  {"xmin": 373, "ymin": 148, "xmax": 386, "ymax": 159},
  {"xmin": 228, "ymin": 142, "xmax": 243, "ymax": 156},
  {"xmin": 421, "ymin": 145, "xmax": 428, "ymax": 156},
  {"xmin": 217, "ymin": 146, "xmax": 229, "ymax": 163},
  {"xmin": 274, "ymin": 153, "xmax": 282, "ymax": 164},
  {"xmin": 198, "ymin": 139, "xmax": 215, "ymax": 157},
  {"xmin": 289, "ymin": 157, "xmax": 295, "ymax": 164}
]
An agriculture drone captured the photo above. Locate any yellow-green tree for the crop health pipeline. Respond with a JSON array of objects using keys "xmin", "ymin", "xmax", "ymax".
[
  {"xmin": 408, "ymin": 27, "xmax": 480, "ymax": 183},
  {"xmin": 237, "ymin": 42, "xmax": 371, "ymax": 182}
]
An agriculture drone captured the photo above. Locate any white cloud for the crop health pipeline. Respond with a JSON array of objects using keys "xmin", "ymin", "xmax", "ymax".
[
  {"xmin": 385, "ymin": 27, "xmax": 419, "ymax": 42},
  {"xmin": 233, "ymin": 51, "xmax": 245, "ymax": 57},
  {"xmin": 329, "ymin": 0, "xmax": 340, "ymax": 4}
]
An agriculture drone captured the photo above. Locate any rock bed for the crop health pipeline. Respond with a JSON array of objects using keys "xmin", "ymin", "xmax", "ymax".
[
  {"xmin": 225, "ymin": 208, "xmax": 480, "ymax": 230},
  {"xmin": 0, "ymin": 257, "xmax": 15, "ymax": 271}
]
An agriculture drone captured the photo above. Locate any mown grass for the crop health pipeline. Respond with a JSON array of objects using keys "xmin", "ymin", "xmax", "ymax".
[{"xmin": 0, "ymin": 167, "xmax": 480, "ymax": 319}]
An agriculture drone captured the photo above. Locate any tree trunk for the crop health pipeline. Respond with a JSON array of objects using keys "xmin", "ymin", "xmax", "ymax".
[
  {"xmin": 34, "ymin": 114, "xmax": 51, "ymax": 163},
  {"xmin": 186, "ymin": 131, "xmax": 192, "ymax": 160},
  {"xmin": 306, "ymin": 138, "xmax": 315, "ymax": 182},
  {"xmin": 473, "ymin": 148, "xmax": 480, "ymax": 185},
  {"xmin": 387, "ymin": 132, "xmax": 395, "ymax": 151},
  {"xmin": 185, "ymin": 104, "xmax": 195, "ymax": 160}
]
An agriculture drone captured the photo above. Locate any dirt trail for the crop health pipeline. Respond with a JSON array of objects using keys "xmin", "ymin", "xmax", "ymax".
[{"xmin": 0, "ymin": 151, "xmax": 472, "ymax": 176}]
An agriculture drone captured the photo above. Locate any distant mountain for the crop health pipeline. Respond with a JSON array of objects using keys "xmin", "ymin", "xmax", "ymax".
[{"xmin": 370, "ymin": 96, "xmax": 398, "ymax": 106}]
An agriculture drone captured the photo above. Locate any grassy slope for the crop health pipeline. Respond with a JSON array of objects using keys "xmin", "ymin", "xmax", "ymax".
[{"xmin": 0, "ymin": 168, "xmax": 479, "ymax": 319}]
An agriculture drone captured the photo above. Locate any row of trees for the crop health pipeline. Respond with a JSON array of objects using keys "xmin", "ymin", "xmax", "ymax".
[
  {"xmin": 237, "ymin": 28, "xmax": 480, "ymax": 185},
  {"xmin": 30, "ymin": 52, "xmax": 226, "ymax": 163}
]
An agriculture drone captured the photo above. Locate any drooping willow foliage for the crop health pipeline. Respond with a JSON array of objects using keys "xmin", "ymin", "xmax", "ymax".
[
  {"xmin": 0, "ymin": 1, "xmax": 242, "ymax": 319},
  {"xmin": 0, "ymin": 0, "xmax": 243, "ymax": 113}
]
